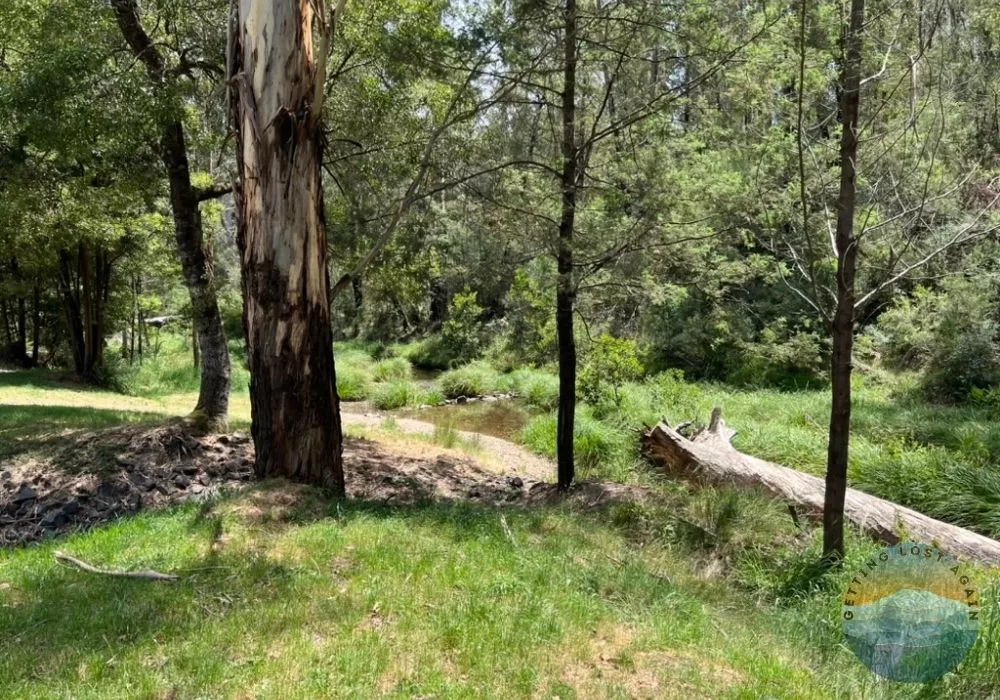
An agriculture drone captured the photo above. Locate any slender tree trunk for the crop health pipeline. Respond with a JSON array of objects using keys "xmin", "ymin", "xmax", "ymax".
[
  {"xmin": 80, "ymin": 242, "xmax": 96, "ymax": 376},
  {"xmin": 58, "ymin": 248, "xmax": 87, "ymax": 377},
  {"xmin": 556, "ymin": 0, "xmax": 578, "ymax": 490},
  {"xmin": 823, "ymin": 0, "xmax": 866, "ymax": 565},
  {"xmin": 15, "ymin": 297, "xmax": 27, "ymax": 365},
  {"xmin": 230, "ymin": 0, "xmax": 345, "ymax": 492},
  {"xmin": 31, "ymin": 283, "xmax": 40, "ymax": 366},
  {"xmin": 112, "ymin": 0, "xmax": 231, "ymax": 430},
  {"xmin": 160, "ymin": 122, "xmax": 231, "ymax": 428},
  {"xmin": 131, "ymin": 273, "xmax": 138, "ymax": 363},
  {"xmin": 0, "ymin": 299, "xmax": 11, "ymax": 354},
  {"xmin": 351, "ymin": 275, "xmax": 364, "ymax": 338}
]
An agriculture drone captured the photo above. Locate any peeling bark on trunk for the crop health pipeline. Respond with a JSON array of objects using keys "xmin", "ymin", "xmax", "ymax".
[
  {"xmin": 112, "ymin": 0, "xmax": 231, "ymax": 430},
  {"xmin": 230, "ymin": 0, "xmax": 345, "ymax": 493},
  {"xmin": 825, "ymin": 0, "xmax": 866, "ymax": 565},
  {"xmin": 643, "ymin": 410, "xmax": 1000, "ymax": 566},
  {"xmin": 556, "ymin": 0, "xmax": 579, "ymax": 490}
]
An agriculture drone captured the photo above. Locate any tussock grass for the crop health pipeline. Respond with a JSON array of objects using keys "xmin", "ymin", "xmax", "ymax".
[
  {"xmin": 370, "ymin": 381, "xmax": 426, "ymax": 410},
  {"xmin": 438, "ymin": 362, "xmax": 503, "ymax": 399},
  {"xmin": 372, "ymin": 357, "xmax": 412, "ymax": 382}
]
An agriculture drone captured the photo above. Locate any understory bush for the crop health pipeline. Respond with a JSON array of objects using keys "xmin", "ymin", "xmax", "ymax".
[
  {"xmin": 578, "ymin": 334, "xmax": 644, "ymax": 406},
  {"xmin": 401, "ymin": 334, "xmax": 451, "ymax": 370},
  {"xmin": 440, "ymin": 289, "xmax": 485, "ymax": 365},
  {"xmin": 869, "ymin": 279, "xmax": 1000, "ymax": 403}
]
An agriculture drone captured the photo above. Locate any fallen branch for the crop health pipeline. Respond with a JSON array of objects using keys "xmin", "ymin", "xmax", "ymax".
[
  {"xmin": 642, "ymin": 408, "xmax": 1000, "ymax": 567},
  {"xmin": 54, "ymin": 551, "xmax": 179, "ymax": 581}
]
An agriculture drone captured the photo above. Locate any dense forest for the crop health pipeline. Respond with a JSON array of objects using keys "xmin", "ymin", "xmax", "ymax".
[{"xmin": 2, "ymin": 0, "xmax": 1000, "ymax": 696}]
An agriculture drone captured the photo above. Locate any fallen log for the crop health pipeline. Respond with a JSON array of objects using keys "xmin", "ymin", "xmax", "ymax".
[{"xmin": 642, "ymin": 408, "xmax": 1000, "ymax": 567}]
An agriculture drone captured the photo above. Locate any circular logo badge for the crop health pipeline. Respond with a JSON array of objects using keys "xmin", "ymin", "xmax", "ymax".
[{"xmin": 842, "ymin": 542, "xmax": 980, "ymax": 683}]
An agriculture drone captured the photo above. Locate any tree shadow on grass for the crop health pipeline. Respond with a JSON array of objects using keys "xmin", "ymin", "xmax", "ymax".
[
  {"xmin": 0, "ymin": 404, "xmax": 168, "ymax": 464},
  {"xmin": 0, "ymin": 486, "xmax": 623, "ymax": 692}
]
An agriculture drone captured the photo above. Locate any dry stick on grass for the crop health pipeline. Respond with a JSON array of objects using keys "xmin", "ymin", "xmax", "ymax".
[{"xmin": 54, "ymin": 551, "xmax": 179, "ymax": 582}]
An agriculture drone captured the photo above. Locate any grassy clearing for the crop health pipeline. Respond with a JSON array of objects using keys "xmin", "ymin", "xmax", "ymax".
[
  {"xmin": 1, "ymin": 473, "xmax": 996, "ymax": 698},
  {"xmin": 2, "ymin": 354, "xmax": 1000, "ymax": 696}
]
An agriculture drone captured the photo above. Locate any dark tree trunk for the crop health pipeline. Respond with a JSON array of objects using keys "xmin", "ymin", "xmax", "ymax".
[
  {"xmin": 0, "ymin": 299, "xmax": 11, "ymax": 350},
  {"xmin": 230, "ymin": 0, "xmax": 345, "ymax": 493},
  {"xmin": 823, "ymin": 0, "xmax": 866, "ymax": 566},
  {"xmin": 556, "ymin": 0, "xmax": 578, "ymax": 490},
  {"xmin": 351, "ymin": 275, "xmax": 364, "ymax": 338},
  {"xmin": 57, "ymin": 244, "xmax": 106, "ymax": 380},
  {"xmin": 31, "ymin": 282, "xmax": 40, "ymax": 365},
  {"xmin": 429, "ymin": 278, "xmax": 448, "ymax": 330},
  {"xmin": 160, "ymin": 122, "xmax": 231, "ymax": 429},
  {"xmin": 15, "ymin": 297, "xmax": 27, "ymax": 365},
  {"xmin": 192, "ymin": 320, "xmax": 200, "ymax": 368},
  {"xmin": 112, "ymin": 0, "xmax": 231, "ymax": 430},
  {"xmin": 7, "ymin": 257, "xmax": 29, "ymax": 367}
]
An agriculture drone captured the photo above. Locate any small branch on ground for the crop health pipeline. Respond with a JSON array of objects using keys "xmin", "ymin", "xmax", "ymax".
[{"xmin": 54, "ymin": 551, "xmax": 179, "ymax": 581}]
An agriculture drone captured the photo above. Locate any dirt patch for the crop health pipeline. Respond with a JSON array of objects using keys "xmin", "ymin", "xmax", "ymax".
[
  {"xmin": 1, "ymin": 421, "xmax": 651, "ymax": 547},
  {"xmin": 341, "ymin": 411, "xmax": 553, "ymax": 481}
]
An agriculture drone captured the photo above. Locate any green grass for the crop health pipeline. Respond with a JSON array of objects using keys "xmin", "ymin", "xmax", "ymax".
[
  {"xmin": 370, "ymin": 381, "xmax": 426, "ymax": 410},
  {"xmin": 111, "ymin": 334, "xmax": 252, "ymax": 398},
  {"xmin": 438, "ymin": 362, "xmax": 504, "ymax": 399},
  {"xmin": 372, "ymin": 357, "xmax": 412, "ymax": 383},
  {"xmin": 507, "ymin": 368, "xmax": 560, "ymax": 410},
  {"xmin": 337, "ymin": 365, "xmax": 372, "ymax": 401},
  {"xmin": 0, "ymin": 477, "xmax": 995, "ymax": 698},
  {"xmin": 505, "ymin": 366, "xmax": 1000, "ymax": 540},
  {"xmin": 2, "ymin": 364, "xmax": 1000, "ymax": 697}
]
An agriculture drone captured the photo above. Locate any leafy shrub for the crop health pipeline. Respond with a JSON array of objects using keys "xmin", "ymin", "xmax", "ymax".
[
  {"xmin": 372, "ymin": 357, "xmax": 411, "ymax": 382},
  {"xmin": 438, "ymin": 362, "xmax": 501, "ymax": 399},
  {"xmin": 579, "ymin": 334, "xmax": 644, "ymax": 406},
  {"xmin": 923, "ymin": 322, "xmax": 1000, "ymax": 403},
  {"xmin": 371, "ymin": 381, "xmax": 425, "ymax": 410},
  {"xmin": 440, "ymin": 289, "xmax": 485, "ymax": 365},
  {"xmin": 646, "ymin": 369, "xmax": 703, "ymax": 417},
  {"xmin": 866, "ymin": 286, "xmax": 938, "ymax": 369},
  {"xmin": 728, "ymin": 320, "xmax": 827, "ymax": 389},
  {"xmin": 401, "ymin": 334, "xmax": 451, "ymax": 371},
  {"xmin": 503, "ymin": 266, "xmax": 556, "ymax": 366},
  {"xmin": 870, "ymin": 278, "xmax": 1000, "ymax": 402}
]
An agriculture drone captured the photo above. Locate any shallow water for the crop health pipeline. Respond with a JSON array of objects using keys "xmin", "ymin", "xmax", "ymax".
[{"xmin": 394, "ymin": 399, "xmax": 534, "ymax": 441}]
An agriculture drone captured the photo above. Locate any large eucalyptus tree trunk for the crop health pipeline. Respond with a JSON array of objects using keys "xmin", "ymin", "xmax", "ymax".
[
  {"xmin": 230, "ymin": 0, "xmax": 345, "ymax": 492},
  {"xmin": 112, "ymin": 0, "xmax": 231, "ymax": 430},
  {"xmin": 823, "ymin": 0, "xmax": 866, "ymax": 565},
  {"xmin": 556, "ymin": 0, "xmax": 579, "ymax": 490}
]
